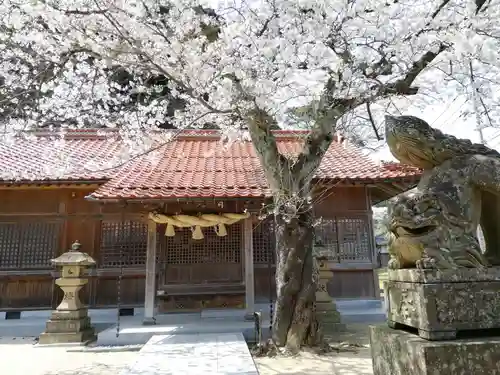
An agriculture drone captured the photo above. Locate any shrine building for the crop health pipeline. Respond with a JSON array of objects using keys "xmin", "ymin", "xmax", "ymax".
[{"xmin": 0, "ymin": 129, "xmax": 420, "ymax": 321}]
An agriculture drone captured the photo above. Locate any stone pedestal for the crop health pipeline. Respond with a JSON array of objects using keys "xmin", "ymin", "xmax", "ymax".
[
  {"xmin": 386, "ymin": 268, "xmax": 500, "ymax": 340},
  {"xmin": 315, "ymin": 257, "xmax": 344, "ymax": 332},
  {"xmin": 370, "ymin": 268, "xmax": 500, "ymax": 375},
  {"xmin": 38, "ymin": 241, "xmax": 97, "ymax": 345},
  {"xmin": 370, "ymin": 325, "xmax": 500, "ymax": 375}
]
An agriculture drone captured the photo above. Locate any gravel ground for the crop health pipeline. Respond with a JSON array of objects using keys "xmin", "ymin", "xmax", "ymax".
[
  {"xmin": 0, "ymin": 324, "xmax": 374, "ymax": 375},
  {"xmin": 0, "ymin": 338, "xmax": 137, "ymax": 375},
  {"xmin": 254, "ymin": 323, "xmax": 374, "ymax": 375},
  {"xmin": 0, "ymin": 342, "xmax": 372, "ymax": 375},
  {"xmin": 254, "ymin": 347, "xmax": 373, "ymax": 375}
]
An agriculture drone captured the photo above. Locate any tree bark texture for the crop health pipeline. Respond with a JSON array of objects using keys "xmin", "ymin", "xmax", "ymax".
[
  {"xmin": 272, "ymin": 203, "xmax": 321, "ymax": 353},
  {"xmin": 246, "ymin": 109, "xmax": 325, "ymax": 352}
]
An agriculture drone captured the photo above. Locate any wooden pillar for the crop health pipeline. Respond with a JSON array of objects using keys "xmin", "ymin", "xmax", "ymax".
[
  {"xmin": 244, "ymin": 217, "xmax": 255, "ymax": 319},
  {"xmin": 366, "ymin": 188, "xmax": 381, "ymax": 299},
  {"xmin": 143, "ymin": 219, "xmax": 157, "ymax": 325}
]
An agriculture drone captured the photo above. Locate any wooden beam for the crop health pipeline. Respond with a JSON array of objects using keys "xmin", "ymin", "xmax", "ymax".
[
  {"xmin": 143, "ymin": 219, "xmax": 158, "ymax": 325},
  {"xmin": 365, "ymin": 188, "xmax": 381, "ymax": 300},
  {"xmin": 373, "ymin": 182, "xmax": 401, "ymax": 197},
  {"xmin": 0, "ymin": 213, "xmax": 144, "ymax": 221},
  {"xmin": 243, "ymin": 217, "xmax": 255, "ymax": 320},
  {"xmin": 392, "ymin": 181, "xmax": 416, "ymax": 191},
  {"xmin": 328, "ymin": 262, "xmax": 375, "ymax": 271},
  {"xmin": 0, "ymin": 183, "xmax": 103, "ymax": 190}
]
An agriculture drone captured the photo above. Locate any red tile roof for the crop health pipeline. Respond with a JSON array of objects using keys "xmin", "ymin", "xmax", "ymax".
[
  {"xmin": 0, "ymin": 129, "xmax": 421, "ymax": 199},
  {"xmin": 0, "ymin": 131, "xmax": 122, "ymax": 181}
]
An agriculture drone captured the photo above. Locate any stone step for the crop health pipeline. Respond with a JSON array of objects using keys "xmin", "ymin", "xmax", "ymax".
[
  {"xmin": 340, "ymin": 309, "xmax": 386, "ymax": 324},
  {"xmin": 120, "ymin": 333, "xmax": 258, "ymax": 375},
  {"xmin": 336, "ymin": 299, "xmax": 386, "ymax": 324},
  {"xmin": 335, "ymin": 298, "xmax": 384, "ymax": 310}
]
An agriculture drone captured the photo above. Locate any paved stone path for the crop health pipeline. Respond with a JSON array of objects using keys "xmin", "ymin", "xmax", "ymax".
[
  {"xmin": 121, "ymin": 333, "xmax": 259, "ymax": 375},
  {"xmin": 0, "ymin": 324, "xmax": 376, "ymax": 375}
]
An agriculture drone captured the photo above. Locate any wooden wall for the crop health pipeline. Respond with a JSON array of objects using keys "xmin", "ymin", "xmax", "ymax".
[
  {"xmin": 0, "ymin": 183, "xmax": 378, "ymax": 311},
  {"xmin": 315, "ymin": 186, "xmax": 378, "ymax": 299},
  {"xmin": 0, "ymin": 189, "xmax": 266, "ymax": 311},
  {"xmin": 0, "ymin": 186, "xmax": 147, "ymax": 311},
  {"xmin": 253, "ymin": 185, "xmax": 379, "ymax": 301}
]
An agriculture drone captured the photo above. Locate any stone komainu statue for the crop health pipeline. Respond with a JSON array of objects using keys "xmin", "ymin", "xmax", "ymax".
[
  {"xmin": 385, "ymin": 115, "xmax": 500, "ymax": 170},
  {"xmin": 385, "ymin": 115, "xmax": 500, "ymax": 270}
]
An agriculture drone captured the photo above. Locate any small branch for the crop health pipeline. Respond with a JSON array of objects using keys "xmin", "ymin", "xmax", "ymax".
[
  {"xmin": 60, "ymin": 8, "xmax": 109, "ymax": 15},
  {"xmin": 478, "ymin": 95, "xmax": 493, "ymax": 127},
  {"xmin": 378, "ymin": 44, "xmax": 447, "ymax": 97},
  {"xmin": 72, "ymin": 111, "xmax": 217, "ymax": 174},
  {"xmin": 362, "ymin": 0, "xmax": 451, "ymax": 85},
  {"xmin": 222, "ymin": 73, "xmax": 254, "ymax": 101},
  {"xmin": 431, "ymin": 0, "xmax": 452, "ymax": 19},
  {"xmin": 411, "ymin": 0, "xmax": 452, "ymax": 39},
  {"xmin": 42, "ymin": 1, "xmax": 109, "ymax": 15},
  {"xmin": 256, "ymin": 14, "xmax": 277, "ymax": 37},
  {"xmin": 366, "ymin": 102, "xmax": 381, "ymax": 141},
  {"xmin": 475, "ymin": 0, "xmax": 491, "ymax": 14},
  {"xmin": 469, "ymin": 60, "xmax": 493, "ymax": 129},
  {"xmin": 92, "ymin": 0, "xmax": 231, "ymax": 115}
]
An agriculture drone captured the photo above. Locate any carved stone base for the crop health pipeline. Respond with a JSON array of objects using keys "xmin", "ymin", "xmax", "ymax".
[
  {"xmin": 386, "ymin": 268, "xmax": 500, "ymax": 340},
  {"xmin": 316, "ymin": 307, "xmax": 344, "ymax": 333},
  {"xmin": 38, "ymin": 328, "xmax": 97, "ymax": 345},
  {"xmin": 315, "ymin": 260, "xmax": 343, "ymax": 333},
  {"xmin": 50, "ymin": 309, "xmax": 89, "ymax": 320},
  {"xmin": 142, "ymin": 317, "xmax": 157, "ymax": 326},
  {"xmin": 370, "ymin": 324, "xmax": 500, "ymax": 375},
  {"xmin": 45, "ymin": 316, "xmax": 91, "ymax": 333},
  {"xmin": 38, "ymin": 309, "xmax": 96, "ymax": 345},
  {"xmin": 387, "ymin": 320, "xmax": 457, "ymax": 340}
]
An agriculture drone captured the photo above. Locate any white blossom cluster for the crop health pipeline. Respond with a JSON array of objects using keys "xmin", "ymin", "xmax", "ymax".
[{"xmin": 0, "ymin": 0, "xmax": 499, "ymax": 178}]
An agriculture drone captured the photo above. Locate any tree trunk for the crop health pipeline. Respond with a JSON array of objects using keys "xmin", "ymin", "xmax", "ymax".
[
  {"xmin": 272, "ymin": 202, "xmax": 321, "ymax": 353},
  {"xmin": 245, "ymin": 108, "xmax": 326, "ymax": 353}
]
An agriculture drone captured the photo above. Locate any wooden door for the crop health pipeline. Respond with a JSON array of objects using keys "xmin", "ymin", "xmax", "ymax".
[{"xmin": 160, "ymin": 223, "xmax": 244, "ymax": 286}]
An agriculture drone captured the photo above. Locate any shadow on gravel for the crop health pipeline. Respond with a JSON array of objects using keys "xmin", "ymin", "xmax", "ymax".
[{"xmin": 39, "ymin": 361, "xmax": 132, "ymax": 375}]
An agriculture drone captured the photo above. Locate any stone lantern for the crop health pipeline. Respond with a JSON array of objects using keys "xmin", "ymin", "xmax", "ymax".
[
  {"xmin": 38, "ymin": 241, "xmax": 97, "ymax": 345},
  {"xmin": 315, "ymin": 254, "xmax": 344, "ymax": 333}
]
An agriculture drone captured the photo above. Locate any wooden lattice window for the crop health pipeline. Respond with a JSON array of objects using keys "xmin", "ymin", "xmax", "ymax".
[
  {"xmin": 165, "ymin": 223, "xmax": 242, "ymax": 265},
  {"xmin": 314, "ymin": 219, "xmax": 339, "ymax": 259},
  {"xmin": 253, "ymin": 218, "xmax": 276, "ymax": 264},
  {"xmin": 336, "ymin": 217, "xmax": 371, "ymax": 262},
  {"xmin": 0, "ymin": 221, "xmax": 61, "ymax": 270},
  {"xmin": 314, "ymin": 217, "xmax": 372, "ymax": 262},
  {"xmin": 100, "ymin": 221, "xmax": 147, "ymax": 268}
]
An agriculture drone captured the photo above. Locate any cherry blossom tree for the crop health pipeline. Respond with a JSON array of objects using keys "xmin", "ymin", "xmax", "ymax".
[{"xmin": 1, "ymin": 0, "xmax": 499, "ymax": 352}]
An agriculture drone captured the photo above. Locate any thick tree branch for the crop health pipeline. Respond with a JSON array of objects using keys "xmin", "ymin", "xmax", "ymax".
[
  {"xmin": 89, "ymin": 0, "xmax": 229, "ymax": 116},
  {"xmin": 212, "ymin": 76, "xmax": 283, "ymax": 192},
  {"xmin": 222, "ymin": 72, "xmax": 288, "ymax": 190},
  {"xmin": 291, "ymin": 88, "xmax": 353, "ymax": 179},
  {"xmin": 379, "ymin": 44, "xmax": 447, "ymax": 96},
  {"xmin": 363, "ymin": 0, "xmax": 451, "ymax": 78},
  {"xmin": 293, "ymin": 43, "xmax": 446, "ymax": 178},
  {"xmin": 247, "ymin": 108, "xmax": 289, "ymax": 191}
]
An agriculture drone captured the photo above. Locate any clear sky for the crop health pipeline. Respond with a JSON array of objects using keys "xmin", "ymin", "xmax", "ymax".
[{"xmin": 372, "ymin": 97, "xmax": 500, "ymax": 162}]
